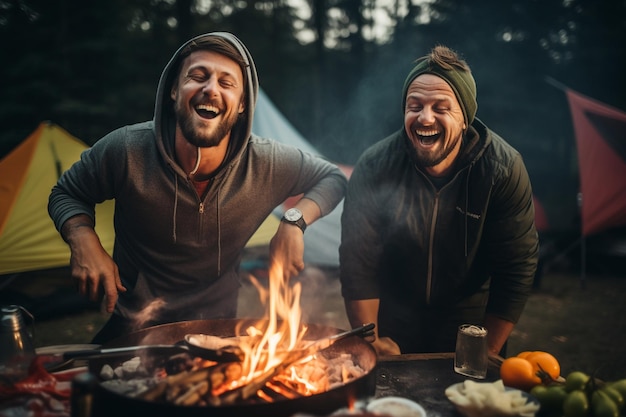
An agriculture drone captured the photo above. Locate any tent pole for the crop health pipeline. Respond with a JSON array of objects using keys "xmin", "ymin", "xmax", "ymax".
[
  {"xmin": 544, "ymin": 76, "xmax": 570, "ymax": 92},
  {"xmin": 577, "ymin": 191, "xmax": 586, "ymax": 289},
  {"xmin": 580, "ymin": 233, "xmax": 586, "ymax": 289}
]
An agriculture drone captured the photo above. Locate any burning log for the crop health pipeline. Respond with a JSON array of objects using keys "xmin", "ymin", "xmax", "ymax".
[
  {"xmin": 98, "ymin": 347, "xmax": 367, "ymax": 407},
  {"xmin": 174, "ymin": 380, "xmax": 209, "ymax": 406},
  {"xmin": 104, "ymin": 325, "xmax": 372, "ymax": 405},
  {"xmin": 139, "ymin": 362, "xmax": 229, "ymax": 403}
]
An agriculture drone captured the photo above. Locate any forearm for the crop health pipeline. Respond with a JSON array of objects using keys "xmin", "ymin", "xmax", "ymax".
[
  {"xmin": 60, "ymin": 214, "xmax": 102, "ymax": 251},
  {"xmin": 484, "ymin": 314, "xmax": 515, "ymax": 356},
  {"xmin": 345, "ymin": 298, "xmax": 401, "ymax": 355},
  {"xmin": 344, "ymin": 299, "xmax": 380, "ymax": 333},
  {"xmin": 61, "ymin": 213, "xmax": 93, "ymax": 235},
  {"xmin": 301, "ymin": 166, "xmax": 347, "ymax": 217},
  {"xmin": 291, "ymin": 197, "xmax": 322, "ymax": 227}
]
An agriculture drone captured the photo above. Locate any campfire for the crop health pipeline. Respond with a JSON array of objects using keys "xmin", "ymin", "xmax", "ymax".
[
  {"xmin": 99, "ymin": 348, "xmax": 366, "ymax": 406},
  {"xmin": 92, "ymin": 262, "xmax": 375, "ymax": 411}
]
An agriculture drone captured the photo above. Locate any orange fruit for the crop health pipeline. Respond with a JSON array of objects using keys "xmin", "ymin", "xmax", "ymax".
[
  {"xmin": 525, "ymin": 351, "xmax": 561, "ymax": 381},
  {"xmin": 516, "ymin": 351, "xmax": 533, "ymax": 359},
  {"xmin": 500, "ymin": 356, "xmax": 541, "ymax": 391}
]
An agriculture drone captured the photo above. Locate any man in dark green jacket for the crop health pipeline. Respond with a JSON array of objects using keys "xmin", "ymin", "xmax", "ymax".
[{"xmin": 339, "ymin": 45, "xmax": 538, "ymax": 356}]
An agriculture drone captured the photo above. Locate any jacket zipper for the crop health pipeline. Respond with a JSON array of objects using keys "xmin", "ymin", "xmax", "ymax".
[{"xmin": 426, "ymin": 194, "xmax": 439, "ymax": 305}]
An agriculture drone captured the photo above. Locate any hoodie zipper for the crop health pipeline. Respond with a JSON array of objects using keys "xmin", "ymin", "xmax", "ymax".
[
  {"xmin": 186, "ymin": 176, "xmax": 209, "ymax": 240},
  {"xmin": 426, "ymin": 193, "xmax": 439, "ymax": 305}
]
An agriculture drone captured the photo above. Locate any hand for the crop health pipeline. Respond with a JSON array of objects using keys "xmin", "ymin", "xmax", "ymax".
[
  {"xmin": 63, "ymin": 216, "xmax": 126, "ymax": 313},
  {"xmin": 268, "ymin": 222, "xmax": 305, "ymax": 280},
  {"xmin": 70, "ymin": 242, "xmax": 125, "ymax": 313},
  {"xmin": 372, "ymin": 336, "xmax": 401, "ymax": 355}
]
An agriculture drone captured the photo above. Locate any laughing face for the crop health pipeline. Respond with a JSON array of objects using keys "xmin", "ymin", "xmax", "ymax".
[
  {"xmin": 404, "ymin": 73, "xmax": 466, "ymax": 176},
  {"xmin": 171, "ymin": 50, "xmax": 245, "ymax": 148}
]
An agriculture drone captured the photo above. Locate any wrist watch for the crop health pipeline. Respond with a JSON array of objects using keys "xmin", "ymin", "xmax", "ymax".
[{"xmin": 281, "ymin": 208, "xmax": 307, "ymax": 233}]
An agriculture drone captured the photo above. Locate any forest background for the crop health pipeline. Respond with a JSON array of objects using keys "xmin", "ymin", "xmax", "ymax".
[
  {"xmin": 1, "ymin": 0, "xmax": 626, "ymax": 382},
  {"xmin": 1, "ymin": 0, "xmax": 625, "ymax": 240}
]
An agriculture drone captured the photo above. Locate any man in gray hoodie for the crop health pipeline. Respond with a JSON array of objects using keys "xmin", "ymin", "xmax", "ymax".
[{"xmin": 48, "ymin": 32, "xmax": 347, "ymax": 344}]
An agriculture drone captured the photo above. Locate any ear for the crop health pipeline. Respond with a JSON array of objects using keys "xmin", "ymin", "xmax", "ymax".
[
  {"xmin": 170, "ymin": 86, "xmax": 177, "ymax": 101},
  {"xmin": 238, "ymin": 99, "xmax": 245, "ymax": 114}
]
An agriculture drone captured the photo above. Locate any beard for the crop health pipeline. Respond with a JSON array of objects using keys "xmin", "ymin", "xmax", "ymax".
[
  {"xmin": 411, "ymin": 133, "xmax": 462, "ymax": 168},
  {"xmin": 174, "ymin": 102, "xmax": 241, "ymax": 148}
]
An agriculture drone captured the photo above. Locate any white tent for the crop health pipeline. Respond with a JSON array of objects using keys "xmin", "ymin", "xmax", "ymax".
[{"xmin": 252, "ymin": 90, "xmax": 345, "ymax": 267}]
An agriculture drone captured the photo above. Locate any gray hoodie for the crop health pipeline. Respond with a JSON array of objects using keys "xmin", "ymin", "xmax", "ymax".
[{"xmin": 48, "ymin": 32, "xmax": 347, "ymax": 325}]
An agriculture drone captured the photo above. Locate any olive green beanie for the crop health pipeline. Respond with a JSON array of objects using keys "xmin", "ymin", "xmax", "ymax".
[{"xmin": 402, "ymin": 56, "xmax": 477, "ymax": 127}]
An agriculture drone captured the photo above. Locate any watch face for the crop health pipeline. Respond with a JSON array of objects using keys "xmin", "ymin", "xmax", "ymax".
[{"xmin": 284, "ymin": 208, "xmax": 302, "ymax": 221}]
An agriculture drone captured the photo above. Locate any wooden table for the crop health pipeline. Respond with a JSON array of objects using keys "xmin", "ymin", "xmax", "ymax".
[{"xmin": 374, "ymin": 353, "xmax": 501, "ymax": 417}]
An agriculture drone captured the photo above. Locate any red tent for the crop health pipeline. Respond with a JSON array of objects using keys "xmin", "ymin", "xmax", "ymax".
[
  {"xmin": 533, "ymin": 196, "xmax": 549, "ymax": 233},
  {"xmin": 566, "ymin": 89, "xmax": 626, "ymax": 236}
]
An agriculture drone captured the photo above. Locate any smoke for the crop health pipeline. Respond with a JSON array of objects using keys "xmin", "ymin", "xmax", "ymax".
[
  {"xmin": 303, "ymin": 42, "xmax": 428, "ymax": 165},
  {"xmin": 295, "ymin": 266, "xmax": 349, "ymax": 330},
  {"xmin": 134, "ymin": 298, "xmax": 167, "ymax": 328}
]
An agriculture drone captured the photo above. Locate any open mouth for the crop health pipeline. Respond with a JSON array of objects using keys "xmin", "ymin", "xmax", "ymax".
[
  {"xmin": 196, "ymin": 104, "xmax": 220, "ymax": 119},
  {"xmin": 415, "ymin": 129, "xmax": 441, "ymax": 146}
]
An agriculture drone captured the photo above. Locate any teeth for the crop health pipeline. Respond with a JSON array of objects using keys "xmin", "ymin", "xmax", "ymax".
[
  {"xmin": 196, "ymin": 104, "xmax": 219, "ymax": 114},
  {"xmin": 415, "ymin": 129, "xmax": 439, "ymax": 137}
]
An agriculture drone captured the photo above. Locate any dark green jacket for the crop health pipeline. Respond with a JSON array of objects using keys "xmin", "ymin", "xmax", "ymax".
[{"xmin": 339, "ymin": 119, "xmax": 538, "ymax": 352}]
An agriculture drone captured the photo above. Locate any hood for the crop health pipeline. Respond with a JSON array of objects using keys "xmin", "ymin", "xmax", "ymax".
[{"xmin": 153, "ymin": 32, "xmax": 259, "ymax": 176}]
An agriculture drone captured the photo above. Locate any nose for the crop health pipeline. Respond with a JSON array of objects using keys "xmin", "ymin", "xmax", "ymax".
[
  {"xmin": 201, "ymin": 77, "xmax": 218, "ymax": 95},
  {"xmin": 417, "ymin": 107, "xmax": 435, "ymax": 125}
]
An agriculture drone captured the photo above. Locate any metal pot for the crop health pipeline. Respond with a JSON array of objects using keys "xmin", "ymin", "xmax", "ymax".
[
  {"xmin": 87, "ymin": 319, "xmax": 377, "ymax": 417},
  {"xmin": 0, "ymin": 305, "xmax": 36, "ymax": 383}
]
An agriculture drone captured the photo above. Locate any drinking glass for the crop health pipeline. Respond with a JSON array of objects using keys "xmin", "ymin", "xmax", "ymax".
[{"xmin": 454, "ymin": 324, "xmax": 488, "ymax": 379}]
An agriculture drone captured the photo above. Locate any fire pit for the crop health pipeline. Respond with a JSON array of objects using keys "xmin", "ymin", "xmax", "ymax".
[{"xmin": 87, "ymin": 319, "xmax": 377, "ymax": 417}]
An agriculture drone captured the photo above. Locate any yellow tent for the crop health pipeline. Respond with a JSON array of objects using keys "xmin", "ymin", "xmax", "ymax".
[
  {"xmin": 0, "ymin": 122, "xmax": 116, "ymax": 275},
  {"xmin": 0, "ymin": 122, "xmax": 277, "ymax": 275}
]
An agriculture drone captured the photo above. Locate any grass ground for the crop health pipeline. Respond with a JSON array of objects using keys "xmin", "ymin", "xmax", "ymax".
[{"xmin": 2, "ymin": 261, "xmax": 625, "ymax": 382}]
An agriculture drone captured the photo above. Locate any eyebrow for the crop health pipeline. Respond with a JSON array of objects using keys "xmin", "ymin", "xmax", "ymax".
[{"xmin": 186, "ymin": 64, "xmax": 240, "ymax": 80}]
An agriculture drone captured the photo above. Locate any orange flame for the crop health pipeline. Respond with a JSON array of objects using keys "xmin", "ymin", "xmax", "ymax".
[{"xmin": 236, "ymin": 261, "xmax": 308, "ymax": 383}]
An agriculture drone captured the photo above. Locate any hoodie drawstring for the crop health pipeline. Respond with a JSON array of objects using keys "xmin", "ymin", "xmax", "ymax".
[
  {"xmin": 216, "ymin": 181, "xmax": 221, "ymax": 277},
  {"xmin": 173, "ymin": 175, "xmax": 179, "ymax": 243}
]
